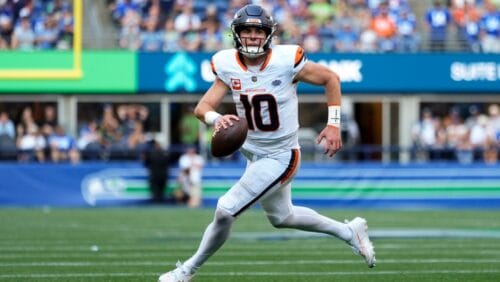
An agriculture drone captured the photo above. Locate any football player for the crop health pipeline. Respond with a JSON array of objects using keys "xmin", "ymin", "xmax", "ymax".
[{"xmin": 159, "ymin": 4, "xmax": 375, "ymax": 282}]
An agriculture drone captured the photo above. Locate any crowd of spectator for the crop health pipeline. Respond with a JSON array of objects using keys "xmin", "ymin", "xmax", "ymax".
[
  {"xmin": 0, "ymin": 103, "xmax": 155, "ymax": 164},
  {"xmin": 0, "ymin": 0, "xmax": 74, "ymax": 51},
  {"xmin": 1, "ymin": 0, "xmax": 497, "ymax": 52},
  {"xmin": 77, "ymin": 103, "xmax": 153, "ymax": 161},
  {"xmin": 412, "ymin": 103, "xmax": 500, "ymax": 164},
  {"xmin": 109, "ymin": 0, "xmax": 499, "ymax": 53},
  {"xmin": 425, "ymin": 0, "xmax": 500, "ymax": 52},
  {"xmin": 1, "ymin": 102, "xmax": 499, "ymax": 164},
  {"xmin": 0, "ymin": 105, "xmax": 80, "ymax": 163}
]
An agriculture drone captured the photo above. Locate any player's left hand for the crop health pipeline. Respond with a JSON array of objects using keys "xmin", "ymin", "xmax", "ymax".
[{"xmin": 316, "ymin": 125, "xmax": 343, "ymax": 157}]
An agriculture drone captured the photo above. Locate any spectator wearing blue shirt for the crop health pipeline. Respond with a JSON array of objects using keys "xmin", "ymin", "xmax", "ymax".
[
  {"xmin": 162, "ymin": 17, "xmax": 181, "ymax": 52},
  {"xmin": 49, "ymin": 125, "xmax": 80, "ymax": 164},
  {"xmin": 396, "ymin": 9, "xmax": 419, "ymax": 52},
  {"xmin": 57, "ymin": 5, "xmax": 74, "ymax": 50},
  {"xmin": 77, "ymin": 120, "xmax": 103, "ymax": 160},
  {"xmin": 110, "ymin": 0, "xmax": 142, "ymax": 24},
  {"xmin": 335, "ymin": 21, "xmax": 360, "ymax": 52},
  {"xmin": 35, "ymin": 13, "xmax": 59, "ymax": 49},
  {"xmin": 140, "ymin": 18, "xmax": 163, "ymax": 51},
  {"xmin": 200, "ymin": 23, "xmax": 222, "ymax": 52},
  {"xmin": 479, "ymin": 2, "xmax": 500, "ymax": 53},
  {"xmin": 464, "ymin": 14, "xmax": 482, "ymax": 52},
  {"xmin": 11, "ymin": 14, "xmax": 35, "ymax": 50},
  {"xmin": 318, "ymin": 17, "xmax": 336, "ymax": 52},
  {"xmin": 0, "ymin": 111, "xmax": 16, "ymax": 153},
  {"xmin": 425, "ymin": 0, "xmax": 451, "ymax": 51},
  {"xmin": 451, "ymin": 2, "xmax": 483, "ymax": 52},
  {"xmin": 200, "ymin": 4, "xmax": 223, "ymax": 52}
]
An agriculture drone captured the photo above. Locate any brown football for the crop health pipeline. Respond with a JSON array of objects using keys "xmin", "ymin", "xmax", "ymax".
[{"xmin": 211, "ymin": 117, "xmax": 248, "ymax": 157}]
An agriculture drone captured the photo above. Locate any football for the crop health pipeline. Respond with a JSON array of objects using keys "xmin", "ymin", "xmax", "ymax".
[{"xmin": 211, "ymin": 117, "xmax": 248, "ymax": 157}]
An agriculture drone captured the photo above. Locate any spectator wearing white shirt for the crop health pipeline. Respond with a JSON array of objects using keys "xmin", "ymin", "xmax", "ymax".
[
  {"xmin": 174, "ymin": 2, "xmax": 201, "ymax": 33},
  {"xmin": 411, "ymin": 108, "xmax": 438, "ymax": 161},
  {"xmin": 470, "ymin": 114, "xmax": 497, "ymax": 163},
  {"xmin": 17, "ymin": 125, "xmax": 46, "ymax": 163},
  {"xmin": 177, "ymin": 146, "xmax": 204, "ymax": 208}
]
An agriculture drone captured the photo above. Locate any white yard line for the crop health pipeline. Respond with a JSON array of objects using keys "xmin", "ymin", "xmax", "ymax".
[
  {"xmin": 1, "ymin": 249, "xmax": 500, "ymax": 259},
  {"xmin": 230, "ymin": 229, "xmax": 500, "ymax": 240},
  {"xmin": 1, "ymin": 269, "xmax": 500, "ymax": 279},
  {"xmin": 0, "ymin": 242, "xmax": 499, "ymax": 252},
  {"xmin": 1, "ymin": 258, "xmax": 500, "ymax": 267},
  {"xmin": 1, "ymin": 228, "xmax": 499, "ymax": 250},
  {"xmin": 1, "ymin": 243, "xmax": 499, "ymax": 252}
]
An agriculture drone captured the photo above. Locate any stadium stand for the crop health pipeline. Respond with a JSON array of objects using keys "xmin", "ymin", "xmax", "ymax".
[
  {"xmin": 1, "ymin": 0, "xmax": 498, "ymax": 51},
  {"xmin": 103, "ymin": 0, "xmax": 499, "ymax": 53},
  {"xmin": 0, "ymin": 0, "xmax": 498, "ymax": 164},
  {"xmin": 0, "ymin": 0, "xmax": 74, "ymax": 50}
]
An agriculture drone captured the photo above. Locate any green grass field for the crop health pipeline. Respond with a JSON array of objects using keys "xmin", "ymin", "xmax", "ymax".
[{"xmin": 1, "ymin": 207, "xmax": 500, "ymax": 281}]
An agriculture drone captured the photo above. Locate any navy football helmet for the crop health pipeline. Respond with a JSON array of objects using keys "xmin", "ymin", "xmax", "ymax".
[{"xmin": 231, "ymin": 4, "xmax": 276, "ymax": 58}]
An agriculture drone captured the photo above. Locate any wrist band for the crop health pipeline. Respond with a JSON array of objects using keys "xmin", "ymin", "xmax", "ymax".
[
  {"xmin": 204, "ymin": 111, "xmax": 222, "ymax": 125},
  {"xmin": 327, "ymin": 105, "xmax": 341, "ymax": 128}
]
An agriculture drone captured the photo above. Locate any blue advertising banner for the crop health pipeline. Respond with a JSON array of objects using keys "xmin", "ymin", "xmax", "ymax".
[
  {"xmin": 139, "ymin": 52, "xmax": 213, "ymax": 93},
  {"xmin": 138, "ymin": 52, "xmax": 500, "ymax": 94},
  {"xmin": 1, "ymin": 162, "xmax": 500, "ymax": 208}
]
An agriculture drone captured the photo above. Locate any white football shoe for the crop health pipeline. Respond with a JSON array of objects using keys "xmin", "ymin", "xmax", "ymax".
[
  {"xmin": 346, "ymin": 217, "xmax": 376, "ymax": 268},
  {"xmin": 158, "ymin": 261, "xmax": 194, "ymax": 282}
]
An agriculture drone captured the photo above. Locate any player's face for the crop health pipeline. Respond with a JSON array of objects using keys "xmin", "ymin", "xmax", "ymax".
[{"xmin": 239, "ymin": 27, "xmax": 267, "ymax": 49}]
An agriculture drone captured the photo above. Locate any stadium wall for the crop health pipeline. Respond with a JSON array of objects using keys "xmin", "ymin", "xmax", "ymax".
[{"xmin": 1, "ymin": 162, "xmax": 499, "ymax": 209}]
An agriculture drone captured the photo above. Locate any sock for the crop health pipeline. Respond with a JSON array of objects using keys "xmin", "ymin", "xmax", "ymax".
[
  {"xmin": 183, "ymin": 209, "xmax": 234, "ymax": 273},
  {"xmin": 280, "ymin": 206, "xmax": 353, "ymax": 241}
]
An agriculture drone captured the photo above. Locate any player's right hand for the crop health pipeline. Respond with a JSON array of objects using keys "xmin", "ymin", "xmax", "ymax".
[{"xmin": 214, "ymin": 114, "xmax": 240, "ymax": 132}]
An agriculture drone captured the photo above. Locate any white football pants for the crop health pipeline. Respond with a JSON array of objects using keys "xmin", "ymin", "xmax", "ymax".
[{"xmin": 182, "ymin": 149, "xmax": 352, "ymax": 273}]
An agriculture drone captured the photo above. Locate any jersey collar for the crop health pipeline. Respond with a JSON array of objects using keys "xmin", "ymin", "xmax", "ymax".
[{"xmin": 235, "ymin": 49, "xmax": 273, "ymax": 72}]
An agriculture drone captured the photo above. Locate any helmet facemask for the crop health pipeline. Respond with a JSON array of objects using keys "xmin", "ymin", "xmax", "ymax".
[{"xmin": 232, "ymin": 26, "xmax": 274, "ymax": 59}]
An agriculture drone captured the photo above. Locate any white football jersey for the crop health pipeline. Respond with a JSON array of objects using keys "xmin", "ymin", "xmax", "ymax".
[{"xmin": 211, "ymin": 44, "xmax": 307, "ymax": 155}]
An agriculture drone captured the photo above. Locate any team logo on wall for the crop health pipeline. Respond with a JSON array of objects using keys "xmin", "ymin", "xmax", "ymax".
[
  {"xmin": 231, "ymin": 78, "xmax": 241, "ymax": 90},
  {"xmin": 81, "ymin": 168, "xmax": 151, "ymax": 206}
]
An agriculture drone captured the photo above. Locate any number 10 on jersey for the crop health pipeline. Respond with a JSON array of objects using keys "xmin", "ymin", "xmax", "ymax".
[{"xmin": 240, "ymin": 94, "xmax": 280, "ymax": 131}]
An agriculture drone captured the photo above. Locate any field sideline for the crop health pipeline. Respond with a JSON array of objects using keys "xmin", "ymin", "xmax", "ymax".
[{"xmin": 1, "ymin": 208, "xmax": 499, "ymax": 281}]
